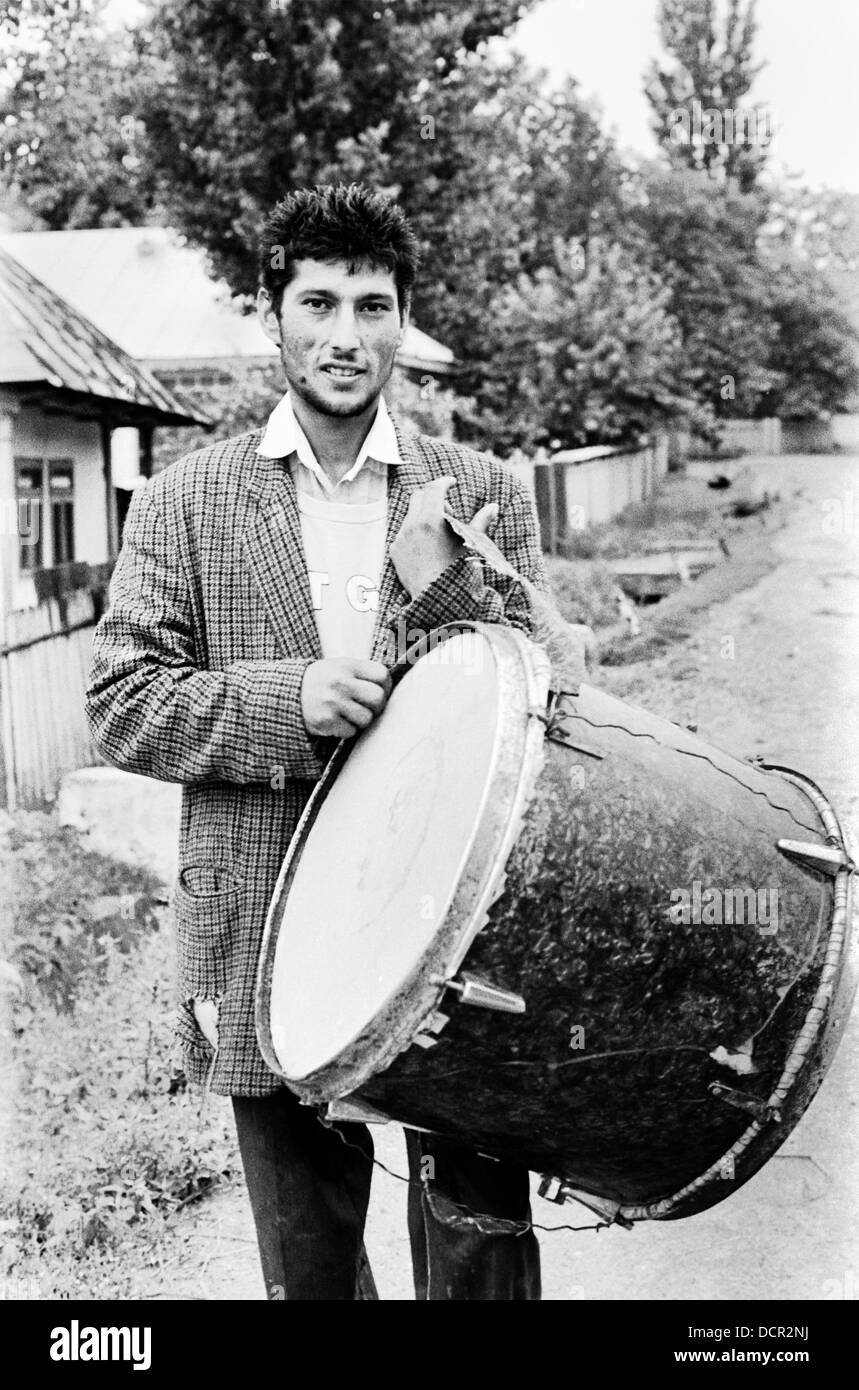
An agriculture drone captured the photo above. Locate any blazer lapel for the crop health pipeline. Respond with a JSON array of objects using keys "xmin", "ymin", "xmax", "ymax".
[
  {"xmin": 371, "ymin": 418, "xmax": 432, "ymax": 660},
  {"xmin": 241, "ymin": 454, "xmax": 323, "ymax": 661}
]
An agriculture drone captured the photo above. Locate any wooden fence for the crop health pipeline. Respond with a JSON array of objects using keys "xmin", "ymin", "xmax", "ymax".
[
  {"xmin": 0, "ymin": 591, "xmax": 104, "ymax": 810},
  {"xmin": 533, "ymin": 436, "xmax": 670, "ymax": 554}
]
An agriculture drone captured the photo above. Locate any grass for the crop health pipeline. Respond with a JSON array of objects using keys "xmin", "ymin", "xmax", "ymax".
[
  {"xmin": 546, "ymin": 555, "xmax": 619, "ymax": 629},
  {"xmin": 0, "ymin": 814, "xmax": 238, "ymax": 1299},
  {"xmin": 599, "ymin": 532, "xmax": 778, "ymax": 665}
]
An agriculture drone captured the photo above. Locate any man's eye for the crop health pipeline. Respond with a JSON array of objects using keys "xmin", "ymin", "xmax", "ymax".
[
  {"xmin": 361, "ymin": 303, "xmax": 387, "ymax": 314},
  {"xmin": 304, "ymin": 299, "xmax": 330, "ymax": 311}
]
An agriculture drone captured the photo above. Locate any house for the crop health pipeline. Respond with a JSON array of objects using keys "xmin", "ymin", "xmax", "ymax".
[
  {"xmin": 0, "ymin": 227, "xmax": 456, "ymax": 807},
  {"xmin": 0, "ymin": 246, "xmax": 207, "ymax": 618},
  {"xmin": 0, "ymin": 227, "xmax": 456, "ymax": 471}
]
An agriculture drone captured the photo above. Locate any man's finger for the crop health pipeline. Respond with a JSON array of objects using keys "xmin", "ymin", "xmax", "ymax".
[
  {"xmin": 330, "ymin": 716, "xmax": 361, "ymax": 739},
  {"xmin": 339, "ymin": 699, "xmax": 377, "ymax": 731},
  {"xmin": 411, "ymin": 475, "xmax": 457, "ymax": 522},
  {"xmin": 348, "ymin": 659, "xmax": 391, "ymax": 688},
  {"xmin": 348, "ymin": 677, "xmax": 390, "ymax": 713},
  {"xmin": 470, "ymin": 502, "xmax": 499, "ymax": 535}
]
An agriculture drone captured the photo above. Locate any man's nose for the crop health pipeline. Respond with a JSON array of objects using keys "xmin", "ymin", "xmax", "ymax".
[{"xmin": 329, "ymin": 307, "xmax": 361, "ymax": 352}]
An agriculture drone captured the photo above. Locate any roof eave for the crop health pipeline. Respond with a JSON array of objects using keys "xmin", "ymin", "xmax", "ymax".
[{"xmin": 4, "ymin": 380, "xmax": 213, "ymax": 429}]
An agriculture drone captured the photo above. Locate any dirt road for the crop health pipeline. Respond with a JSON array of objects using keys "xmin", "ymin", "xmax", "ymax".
[{"xmin": 165, "ymin": 453, "xmax": 859, "ymax": 1300}]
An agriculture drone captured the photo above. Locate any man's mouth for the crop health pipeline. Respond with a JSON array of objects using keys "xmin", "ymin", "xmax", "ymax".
[{"xmin": 321, "ymin": 364, "xmax": 365, "ymax": 379}]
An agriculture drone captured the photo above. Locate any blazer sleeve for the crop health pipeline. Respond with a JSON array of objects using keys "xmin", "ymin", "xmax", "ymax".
[
  {"xmin": 391, "ymin": 474, "xmax": 549, "ymax": 639},
  {"xmin": 85, "ymin": 482, "xmax": 325, "ymax": 786}
]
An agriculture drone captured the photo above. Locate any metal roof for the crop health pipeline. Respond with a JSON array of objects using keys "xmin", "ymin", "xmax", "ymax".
[
  {"xmin": 0, "ymin": 227, "xmax": 455, "ymax": 373},
  {"xmin": 0, "ymin": 247, "xmax": 208, "ymax": 425}
]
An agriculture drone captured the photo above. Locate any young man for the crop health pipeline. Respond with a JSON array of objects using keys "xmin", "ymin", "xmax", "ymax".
[{"xmin": 86, "ymin": 183, "xmax": 551, "ymax": 1300}]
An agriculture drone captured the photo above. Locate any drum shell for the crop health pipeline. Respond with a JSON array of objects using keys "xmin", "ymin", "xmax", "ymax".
[{"xmin": 355, "ymin": 684, "xmax": 849, "ymax": 1216}]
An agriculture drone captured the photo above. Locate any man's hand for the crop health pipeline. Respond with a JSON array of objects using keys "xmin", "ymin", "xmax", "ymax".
[
  {"xmin": 301, "ymin": 658, "xmax": 391, "ymax": 738},
  {"xmin": 390, "ymin": 476, "xmax": 499, "ymax": 598}
]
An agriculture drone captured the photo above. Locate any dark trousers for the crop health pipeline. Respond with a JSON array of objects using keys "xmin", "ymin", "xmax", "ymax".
[{"xmin": 232, "ymin": 1087, "xmax": 541, "ymax": 1301}]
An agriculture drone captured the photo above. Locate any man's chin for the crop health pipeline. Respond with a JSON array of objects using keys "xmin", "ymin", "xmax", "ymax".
[{"xmin": 294, "ymin": 379, "xmax": 380, "ymax": 419}]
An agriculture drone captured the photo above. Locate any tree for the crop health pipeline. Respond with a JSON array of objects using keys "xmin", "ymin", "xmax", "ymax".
[
  {"xmin": 643, "ymin": 7, "xmax": 858, "ymax": 429},
  {"xmin": 645, "ymin": 0, "xmax": 769, "ymax": 192},
  {"xmin": 131, "ymin": 2, "xmax": 628, "ymax": 450},
  {"xmin": 457, "ymin": 236, "xmax": 690, "ymax": 455},
  {"xmin": 0, "ymin": 0, "xmax": 158, "ymax": 227},
  {"xmin": 763, "ymin": 261, "xmax": 859, "ymax": 418},
  {"xmin": 133, "ymin": 0, "xmax": 536, "ymax": 297},
  {"xmin": 757, "ymin": 182, "xmax": 859, "ymax": 415},
  {"xmin": 627, "ymin": 163, "xmax": 778, "ymax": 428},
  {"xmin": 763, "ymin": 181, "xmax": 859, "ymax": 334},
  {"xmin": 388, "ymin": 63, "xmax": 619, "ymax": 415}
]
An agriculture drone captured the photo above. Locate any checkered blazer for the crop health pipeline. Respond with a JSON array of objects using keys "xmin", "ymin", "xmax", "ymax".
[{"xmin": 85, "ymin": 415, "xmax": 550, "ymax": 1095}]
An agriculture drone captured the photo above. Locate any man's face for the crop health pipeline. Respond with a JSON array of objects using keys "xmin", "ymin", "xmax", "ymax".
[{"xmin": 258, "ymin": 258, "xmax": 407, "ymax": 418}]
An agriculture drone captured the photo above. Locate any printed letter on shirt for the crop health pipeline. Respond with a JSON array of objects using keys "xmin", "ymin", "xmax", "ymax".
[
  {"xmin": 346, "ymin": 574, "xmax": 380, "ymax": 613},
  {"xmin": 308, "ymin": 570, "xmax": 330, "ymax": 611}
]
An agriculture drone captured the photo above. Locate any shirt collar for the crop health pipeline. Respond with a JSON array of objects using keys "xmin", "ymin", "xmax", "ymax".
[{"xmin": 257, "ymin": 391, "xmax": 400, "ymax": 492}]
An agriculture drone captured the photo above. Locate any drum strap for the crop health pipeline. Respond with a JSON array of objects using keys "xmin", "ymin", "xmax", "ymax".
[{"xmin": 318, "ymin": 1113, "xmax": 614, "ymax": 1236}]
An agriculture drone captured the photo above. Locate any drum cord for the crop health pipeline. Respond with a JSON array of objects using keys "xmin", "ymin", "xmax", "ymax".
[
  {"xmin": 560, "ymin": 712, "xmax": 823, "ymax": 841},
  {"xmin": 318, "ymin": 1114, "xmax": 612, "ymax": 1237}
]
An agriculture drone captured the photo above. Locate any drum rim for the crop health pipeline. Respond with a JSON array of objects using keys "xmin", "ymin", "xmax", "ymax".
[
  {"xmin": 254, "ymin": 621, "xmax": 551, "ymax": 1099},
  {"xmin": 615, "ymin": 767, "xmax": 857, "ymax": 1222}
]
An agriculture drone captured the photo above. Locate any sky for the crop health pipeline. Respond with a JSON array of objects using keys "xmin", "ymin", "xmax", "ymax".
[
  {"xmin": 103, "ymin": 0, "xmax": 859, "ymax": 194},
  {"xmin": 508, "ymin": 0, "xmax": 859, "ymax": 192}
]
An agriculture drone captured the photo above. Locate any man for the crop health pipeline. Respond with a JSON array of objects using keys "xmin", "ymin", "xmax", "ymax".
[{"xmin": 86, "ymin": 183, "xmax": 553, "ymax": 1300}]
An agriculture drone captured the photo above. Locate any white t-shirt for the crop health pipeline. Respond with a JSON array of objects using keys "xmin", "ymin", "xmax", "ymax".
[
  {"xmin": 296, "ymin": 489, "xmax": 388, "ymax": 660},
  {"xmin": 256, "ymin": 392, "xmax": 400, "ymax": 661}
]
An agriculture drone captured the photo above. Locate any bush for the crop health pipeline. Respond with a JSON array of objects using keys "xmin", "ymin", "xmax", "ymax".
[
  {"xmin": 546, "ymin": 556, "xmax": 619, "ymax": 629},
  {"xmin": 0, "ymin": 815, "xmax": 237, "ymax": 1298}
]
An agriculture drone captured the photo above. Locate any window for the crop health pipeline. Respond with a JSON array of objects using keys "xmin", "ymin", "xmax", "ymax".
[
  {"xmin": 14, "ymin": 458, "xmax": 75, "ymax": 571},
  {"xmin": 49, "ymin": 461, "xmax": 75, "ymax": 565}
]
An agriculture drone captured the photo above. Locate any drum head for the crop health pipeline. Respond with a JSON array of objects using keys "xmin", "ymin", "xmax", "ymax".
[{"xmin": 259, "ymin": 625, "xmax": 549, "ymax": 1089}]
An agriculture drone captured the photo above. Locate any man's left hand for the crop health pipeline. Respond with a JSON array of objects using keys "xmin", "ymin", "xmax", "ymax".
[{"xmin": 390, "ymin": 476, "xmax": 499, "ymax": 599}]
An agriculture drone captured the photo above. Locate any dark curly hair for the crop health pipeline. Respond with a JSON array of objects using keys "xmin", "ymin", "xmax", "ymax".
[{"xmin": 259, "ymin": 183, "xmax": 420, "ymax": 318}]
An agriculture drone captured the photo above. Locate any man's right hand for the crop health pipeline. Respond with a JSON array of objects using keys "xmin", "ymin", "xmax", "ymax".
[{"xmin": 301, "ymin": 658, "xmax": 392, "ymax": 738}]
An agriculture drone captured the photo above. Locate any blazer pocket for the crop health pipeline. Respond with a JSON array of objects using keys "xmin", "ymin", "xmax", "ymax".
[{"xmin": 173, "ymin": 861, "xmax": 244, "ymax": 999}]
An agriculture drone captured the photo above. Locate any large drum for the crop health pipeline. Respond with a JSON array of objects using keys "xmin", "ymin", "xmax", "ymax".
[{"xmin": 255, "ymin": 623, "xmax": 857, "ymax": 1223}]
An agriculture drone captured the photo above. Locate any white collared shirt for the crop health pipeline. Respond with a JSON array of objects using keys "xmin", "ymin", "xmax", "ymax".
[
  {"xmin": 257, "ymin": 391, "xmax": 399, "ymax": 500},
  {"xmin": 257, "ymin": 393, "xmax": 399, "ymax": 658}
]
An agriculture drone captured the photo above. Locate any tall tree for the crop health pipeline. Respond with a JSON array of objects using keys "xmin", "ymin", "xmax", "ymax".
[
  {"xmin": 388, "ymin": 64, "xmax": 618, "ymax": 397},
  {"xmin": 763, "ymin": 258, "xmax": 859, "ymax": 418},
  {"xmin": 764, "ymin": 181, "xmax": 859, "ymax": 331},
  {"xmin": 627, "ymin": 163, "xmax": 777, "ymax": 427},
  {"xmin": 645, "ymin": 0, "xmax": 769, "ymax": 191},
  {"xmin": 458, "ymin": 235, "xmax": 690, "ymax": 454},
  {"xmin": 133, "ymin": 0, "xmax": 537, "ymax": 297},
  {"xmin": 0, "ymin": 0, "xmax": 158, "ymax": 227},
  {"xmin": 130, "ymin": 0, "xmax": 624, "ymax": 445}
]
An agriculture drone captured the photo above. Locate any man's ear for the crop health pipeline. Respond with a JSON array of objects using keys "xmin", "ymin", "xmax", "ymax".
[
  {"xmin": 257, "ymin": 287, "xmax": 281, "ymax": 346},
  {"xmin": 397, "ymin": 299, "xmax": 411, "ymax": 347}
]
